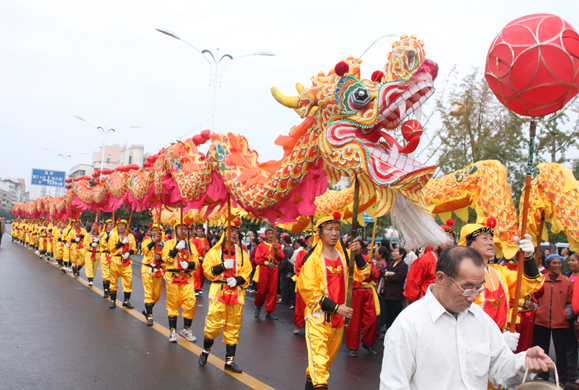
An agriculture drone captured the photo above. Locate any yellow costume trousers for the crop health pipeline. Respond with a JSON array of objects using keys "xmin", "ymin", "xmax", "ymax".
[
  {"xmin": 63, "ymin": 246, "xmax": 70, "ymax": 263},
  {"xmin": 85, "ymin": 252, "xmax": 100, "ymax": 279},
  {"xmin": 54, "ymin": 244, "xmax": 63, "ymax": 260},
  {"xmin": 204, "ymin": 300, "xmax": 243, "ymax": 345},
  {"xmin": 70, "ymin": 248, "xmax": 85, "ymax": 268},
  {"xmin": 305, "ymin": 319, "xmax": 344, "ymax": 387},
  {"xmin": 101, "ymin": 253, "xmax": 110, "ymax": 282},
  {"xmin": 142, "ymin": 271, "xmax": 163, "ymax": 304},
  {"xmin": 109, "ymin": 261, "xmax": 132, "ymax": 293},
  {"xmin": 166, "ymin": 283, "xmax": 196, "ymax": 319},
  {"xmin": 39, "ymin": 239, "xmax": 46, "ymax": 252}
]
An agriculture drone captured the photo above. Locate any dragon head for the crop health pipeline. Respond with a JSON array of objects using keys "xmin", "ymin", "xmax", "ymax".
[{"xmin": 271, "ymin": 35, "xmax": 438, "ymax": 215}]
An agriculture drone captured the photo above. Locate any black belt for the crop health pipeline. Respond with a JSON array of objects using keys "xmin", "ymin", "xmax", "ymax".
[
  {"xmin": 166, "ymin": 269, "xmax": 192, "ymax": 275},
  {"xmin": 102, "ymin": 251, "xmax": 109, "ymax": 253},
  {"xmin": 144, "ymin": 263, "xmax": 163, "ymax": 269}
]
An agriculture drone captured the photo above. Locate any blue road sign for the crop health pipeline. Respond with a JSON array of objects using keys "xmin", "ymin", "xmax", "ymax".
[
  {"xmin": 31, "ymin": 169, "xmax": 66, "ymax": 187},
  {"xmin": 363, "ymin": 213, "xmax": 374, "ymax": 223}
]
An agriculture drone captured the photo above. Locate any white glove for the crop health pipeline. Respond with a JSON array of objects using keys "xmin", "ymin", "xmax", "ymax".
[
  {"xmin": 122, "ymin": 252, "xmax": 130, "ymax": 260},
  {"xmin": 176, "ymin": 240, "xmax": 187, "ymax": 250},
  {"xmin": 66, "ymin": 243, "xmax": 71, "ymax": 248},
  {"xmin": 91, "ymin": 243, "xmax": 97, "ymax": 248},
  {"xmin": 122, "ymin": 237, "xmax": 130, "ymax": 245},
  {"xmin": 93, "ymin": 237, "xmax": 99, "ymax": 243},
  {"xmin": 224, "ymin": 258, "xmax": 234, "ymax": 269},
  {"xmin": 502, "ymin": 331, "xmax": 520, "ymax": 351},
  {"xmin": 75, "ymin": 237, "xmax": 81, "ymax": 242},
  {"xmin": 514, "ymin": 234, "xmax": 534, "ymax": 258},
  {"xmin": 180, "ymin": 261, "xmax": 189, "ymax": 269},
  {"xmin": 227, "ymin": 277, "xmax": 237, "ymax": 287}
]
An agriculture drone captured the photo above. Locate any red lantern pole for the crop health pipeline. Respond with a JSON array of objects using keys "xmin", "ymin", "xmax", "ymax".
[{"xmin": 509, "ymin": 121, "xmax": 536, "ymax": 333}]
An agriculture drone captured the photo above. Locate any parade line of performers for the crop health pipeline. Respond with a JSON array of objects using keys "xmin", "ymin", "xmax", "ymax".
[{"xmin": 10, "ymin": 215, "xmax": 555, "ymax": 389}]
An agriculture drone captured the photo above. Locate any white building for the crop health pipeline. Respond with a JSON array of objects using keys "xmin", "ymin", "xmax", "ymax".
[
  {"xmin": 68, "ymin": 164, "xmax": 95, "ymax": 179},
  {"xmin": 92, "ymin": 144, "xmax": 147, "ymax": 171},
  {"xmin": 0, "ymin": 177, "xmax": 26, "ymax": 202},
  {"xmin": 333, "ymin": 176, "xmax": 351, "ymax": 191}
]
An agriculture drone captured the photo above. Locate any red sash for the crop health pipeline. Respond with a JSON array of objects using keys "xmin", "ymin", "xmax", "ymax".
[
  {"xmin": 324, "ymin": 256, "xmax": 346, "ymax": 328},
  {"xmin": 482, "ymin": 267, "xmax": 509, "ymax": 330},
  {"xmin": 219, "ymin": 252, "xmax": 239, "ymax": 305},
  {"xmin": 171, "ymin": 250, "xmax": 191, "ymax": 285}
]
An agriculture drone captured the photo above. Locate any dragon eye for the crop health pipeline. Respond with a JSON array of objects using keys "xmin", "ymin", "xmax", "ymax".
[
  {"xmin": 348, "ymin": 86, "xmax": 371, "ymax": 110},
  {"xmin": 405, "ymin": 51, "xmax": 417, "ymax": 70}
]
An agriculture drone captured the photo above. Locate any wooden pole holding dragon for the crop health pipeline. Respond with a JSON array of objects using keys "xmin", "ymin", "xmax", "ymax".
[
  {"xmin": 368, "ymin": 216, "xmax": 378, "ymax": 262},
  {"xmin": 345, "ymin": 176, "xmax": 360, "ymax": 327},
  {"xmin": 534, "ymin": 212, "xmax": 545, "ymax": 266},
  {"xmin": 509, "ymin": 121, "xmax": 536, "ymax": 333}
]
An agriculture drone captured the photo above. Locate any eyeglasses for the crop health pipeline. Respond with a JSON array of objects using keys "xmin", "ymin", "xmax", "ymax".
[{"xmin": 448, "ymin": 276, "xmax": 486, "ymax": 296}]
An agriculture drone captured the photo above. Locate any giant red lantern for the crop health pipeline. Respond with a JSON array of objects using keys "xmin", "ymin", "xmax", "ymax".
[{"xmin": 485, "ymin": 14, "xmax": 579, "ymax": 117}]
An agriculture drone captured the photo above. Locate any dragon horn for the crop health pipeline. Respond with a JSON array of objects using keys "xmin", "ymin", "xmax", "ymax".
[{"xmin": 270, "ymin": 86, "xmax": 300, "ymax": 109}]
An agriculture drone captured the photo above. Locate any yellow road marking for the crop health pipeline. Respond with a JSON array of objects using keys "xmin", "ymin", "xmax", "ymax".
[{"xmin": 37, "ymin": 253, "xmax": 275, "ymax": 390}]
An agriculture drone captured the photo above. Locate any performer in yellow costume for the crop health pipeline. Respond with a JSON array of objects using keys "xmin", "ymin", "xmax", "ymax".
[
  {"xmin": 67, "ymin": 220, "xmax": 87, "ymax": 279},
  {"xmin": 99, "ymin": 219, "xmax": 114, "ymax": 299},
  {"xmin": 62, "ymin": 220, "xmax": 74, "ymax": 273},
  {"xmin": 297, "ymin": 213, "xmax": 371, "ymax": 390},
  {"xmin": 11, "ymin": 219, "xmax": 19, "ymax": 243},
  {"xmin": 199, "ymin": 220, "xmax": 252, "ymax": 373},
  {"xmin": 141, "ymin": 222, "xmax": 165, "ymax": 326},
  {"xmin": 83, "ymin": 222, "xmax": 101, "ymax": 287},
  {"xmin": 53, "ymin": 221, "xmax": 66, "ymax": 268},
  {"xmin": 108, "ymin": 219, "xmax": 136, "ymax": 309},
  {"xmin": 459, "ymin": 219, "xmax": 544, "ymax": 352},
  {"xmin": 162, "ymin": 221, "xmax": 199, "ymax": 343},
  {"xmin": 38, "ymin": 221, "xmax": 48, "ymax": 259}
]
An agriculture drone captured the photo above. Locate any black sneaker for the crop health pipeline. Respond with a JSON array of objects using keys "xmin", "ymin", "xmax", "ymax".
[
  {"xmin": 348, "ymin": 350, "xmax": 357, "ymax": 357},
  {"xmin": 362, "ymin": 344, "xmax": 377, "ymax": 356},
  {"xmin": 265, "ymin": 313, "xmax": 278, "ymax": 320},
  {"xmin": 109, "ymin": 300, "xmax": 116, "ymax": 309},
  {"xmin": 122, "ymin": 301, "xmax": 134, "ymax": 309},
  {"xmin": 254, "ymin": 307, "xmax": 261, "ymax": 318},
  {"xmin": 199, "ymin": 353, "xmax": 208, "ymax": 366},
  {"xmin": 224, "ymin": 361, "xmax": 242, "ymax": 373}
]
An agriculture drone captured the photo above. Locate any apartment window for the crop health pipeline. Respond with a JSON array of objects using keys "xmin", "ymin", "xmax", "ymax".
[
  {"xmin": 107, "ymin": 154, "xmax": 111, "ymax": 164},
  {"xmin": 129, "ymin": 156, "xmax": 132, "ymax": 164}
]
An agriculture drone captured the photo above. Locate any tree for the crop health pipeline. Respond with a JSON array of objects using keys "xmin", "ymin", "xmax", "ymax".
[
  {"xmin": 536, "ymin": 101, "xmax": 579, "ymax": 164},
  {"xmin": 434, "ymin": 68, "xmax": 528, "ymax": 203}
]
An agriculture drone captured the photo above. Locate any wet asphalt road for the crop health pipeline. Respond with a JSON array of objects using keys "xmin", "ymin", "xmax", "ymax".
[{"xmin": 0, "ymin": 235, "xmax": 383, "ymax": 390}]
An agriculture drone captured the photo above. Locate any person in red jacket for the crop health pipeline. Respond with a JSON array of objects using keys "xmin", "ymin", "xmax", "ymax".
[
  {"xmin": 253, "ymin": 228, "xmax": 284, "ymax": 320},
  {"xmin": 192, "ymin": 225, "xmax": 210, "ymax": 297},
  {"xmin": 345, "ymin": 249, "xmax": 380, "ymax": 357},
  {"xmin": 404, "ymin": 220, "xmax": 456, "ymax": 303},
  {"xmin": 533, "ymin": 254, "xmax": 574, "ymax": 384}
]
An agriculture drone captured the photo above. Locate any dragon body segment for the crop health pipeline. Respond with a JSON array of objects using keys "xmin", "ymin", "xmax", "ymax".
[
  {"xmin": 525, "ymin": 163, "xmax": 579, "ymax": 253},
  {"xmin": 15, "ymin": 35, "xmax": 452, "ymax": 250},
  {"xmin": 423, "ymin": 160, "xmax": 519, "ymax": 258}
]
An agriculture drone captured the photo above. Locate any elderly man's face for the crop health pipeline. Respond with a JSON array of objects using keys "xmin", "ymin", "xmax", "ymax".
[
  {"xmin": 470, "ymin": 233, "xmax": 495, "ymax": 262},
  {"xmin": 562, "ymin": 248, "xmax": 569, "ymax": 256},
  {"xmin": 436, "ymin": 258, "xmax": 484, "ymax": 313}
]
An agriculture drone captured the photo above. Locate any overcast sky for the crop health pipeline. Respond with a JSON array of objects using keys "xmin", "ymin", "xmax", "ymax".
[{"xmin": 1, "ymin": 0, "xmax": 577, "ymax": 189}]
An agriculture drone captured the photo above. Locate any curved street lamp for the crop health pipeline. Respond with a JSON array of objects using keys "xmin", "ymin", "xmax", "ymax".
[
  {"xmin": 73, "ymin": 116, "xmax": 139, "ymax": 182},
  {"xmin": 156, "ymin": 28, "xmax": 276, "ymax": 131}
]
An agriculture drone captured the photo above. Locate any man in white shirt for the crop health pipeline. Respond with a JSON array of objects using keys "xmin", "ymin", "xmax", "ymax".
[{"xmin": 380, "ymin": 246, "xmax": 554, "ymax": 390}]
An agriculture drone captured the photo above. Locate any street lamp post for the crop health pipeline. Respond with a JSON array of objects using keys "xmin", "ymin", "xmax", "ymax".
[
  {"xmin": 41, "ymin": 148, "xmax": 88, "ymax": 197},
  {"xmin": 156, "ymin": 28, "xmax": 275, "ymax": 131},
  {"xmin": 73, "ymin": 116, "xmax": 139, "ymax": 183}
]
